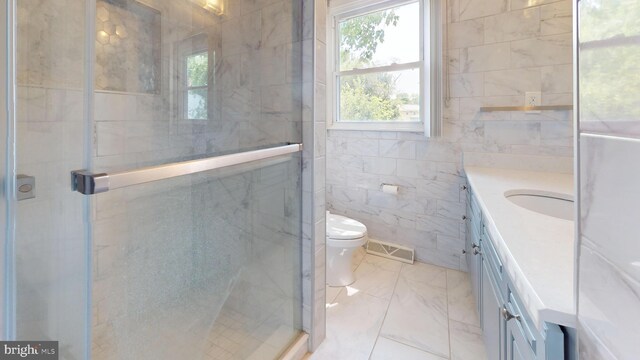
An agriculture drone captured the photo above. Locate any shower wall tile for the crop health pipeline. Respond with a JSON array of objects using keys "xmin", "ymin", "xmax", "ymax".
[
  {"xmin": 458, "ymin": 0, "xmax": 507, "ymax": 21},
  {"xmin": 312, "ymin": 246, "xmax": 327, "ymax": 346},
  {"xmin": 221, "ymin": 11, "xmax": 262, "ymax": 56},
  {"xmin": 510, "ymin": 33, "xmax": 573, "ymax": 67},
  {"xmin": 541, "ymin": 64, "xmax": 573, "ymax": 94},
  {"xmin": 540, "ymin": 2, "xmax": 572, "ymax": 35},
  {"xmin": 484, "ymin": 68, "xmax": 541, "ymax": 96},
  {"xmin": 461, "ymin": 43, "xmax": 510, "ymax": 73},
  {"xmin": 511, "ymin": 0, "xmax": 560, "ymax": 10},
  {"xmin": 484, "ymin": 121, "xmax": 541, "ymax": 145},
  {"xmin": 327, "ymin": 0, "xmax": 573, "ymax": 271},
  {"xmin": 449, "ymin": 73, "xmax": 484, "ymax": 98},
  {"xmin": 483, "ymin": 8, "xmax": 540, "ymax": 43},
  {"xmin": 16, "ymin": 0, "xmax": 85, "ymax": 88},
  {"xmin": 262, "ymin": 1, "xmax": 298, "ymax": 47},
  {"xmin": 302, "ymin": 0, "xmax": 328, "ymax": 351},
  {"xmin": 447, "ymin": 19, "xmax": 484, "ymax": 49}
]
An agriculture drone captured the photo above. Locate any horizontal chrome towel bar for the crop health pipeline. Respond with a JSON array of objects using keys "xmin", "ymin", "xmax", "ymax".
[{"xmin": 71, "ymin": 143, "xmax": 303, "ymax": 195}]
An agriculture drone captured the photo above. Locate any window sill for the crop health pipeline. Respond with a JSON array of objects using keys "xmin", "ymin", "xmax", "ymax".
[{"xmin": 327, "ymin": 121, "xmax": 425, "ymax": 133}]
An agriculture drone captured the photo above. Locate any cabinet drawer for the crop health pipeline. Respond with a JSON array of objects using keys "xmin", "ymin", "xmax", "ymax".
[
  {"xmin": 466, "ymin": 189, "xmax": 482, "ymax": 234},
  {"xmin": 481, "ymin": 227, "xmax": 504, "ymax": 282},
  {"xmin": 467, "ymin": 215, "xmax": 482, "ymax": 251}
]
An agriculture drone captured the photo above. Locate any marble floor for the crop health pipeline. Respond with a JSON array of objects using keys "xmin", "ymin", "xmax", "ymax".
[{"xmin": 308, "ymin": 249, "xmax": 488, "ymax": 360}]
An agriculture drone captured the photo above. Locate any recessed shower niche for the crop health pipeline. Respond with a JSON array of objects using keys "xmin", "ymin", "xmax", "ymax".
[{"xmin": 95, "ymin": 0, "xmax": 161, "ymax": 94}]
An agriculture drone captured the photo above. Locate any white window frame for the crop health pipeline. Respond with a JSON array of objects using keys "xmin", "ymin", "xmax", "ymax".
[
  {"xmin": 183, "ymin": 51, "xmax": 209, "ymax": 120},
  {"xmin": 177, "ymin": 33, "xmax": 212, "ymax": 122},
  {"xmin": 327, "ymin": 0, "xmax": 443, "ymax": 136}
]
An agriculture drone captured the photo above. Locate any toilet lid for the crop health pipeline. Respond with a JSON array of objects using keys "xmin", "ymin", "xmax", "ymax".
[{"xmin": 327, "ymin": 214, "xmax": 367, "ymax": 240}]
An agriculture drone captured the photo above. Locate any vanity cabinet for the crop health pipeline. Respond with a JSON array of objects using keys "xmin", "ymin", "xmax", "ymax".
[
  {"xmin": 465, "ymin": 185, "xmax": 482, "ymax": 317},
  {"xmin": 506, "ymin": 310, "xmax": 536, "ymax": 360},
  {"xmin": 465, "ymin": 182, "xmax": 565, "ymax": 360},
  {"xmin": 481, "ymin": 256, "xmax": 505, "ymax": 360}
]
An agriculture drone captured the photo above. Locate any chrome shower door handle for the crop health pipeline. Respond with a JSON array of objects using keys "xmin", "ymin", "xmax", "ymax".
[{"xmin": 71, "ymin": 143, "xmax": 303, "ymax": 195}]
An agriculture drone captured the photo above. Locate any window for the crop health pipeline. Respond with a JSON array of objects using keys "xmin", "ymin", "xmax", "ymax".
[
  {"xmin": 177, "ymin": 34, "xmax": 212, "ymax": 121},
  {"xmin": 184, "ymin": 51, "xmax": 209, "ymax": 120},
  {"xmin": 329, "ymin": 0, "xmax": 442, "ymax": 134}
]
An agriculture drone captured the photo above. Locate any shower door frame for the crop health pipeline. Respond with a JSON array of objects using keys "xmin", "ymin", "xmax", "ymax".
[
  {"xmin": 2, "ymin": 0, "xmax": 16, "ymax": 341},
  {"xmin": 1, "ymin": 0, "xmax": 96, "ymax": 354}
]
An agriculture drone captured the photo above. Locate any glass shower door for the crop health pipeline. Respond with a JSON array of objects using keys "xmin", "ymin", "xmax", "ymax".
[
  {"xmin": 9, "ymin": 0, "xmax": 304, "ymax": 359},
  {"xmin": 13, "ymin": 0, "xmax": 91, "ymax": 358}
]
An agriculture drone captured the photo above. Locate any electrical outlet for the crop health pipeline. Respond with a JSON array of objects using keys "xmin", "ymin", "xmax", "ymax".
[{"xmin": 525, "ymin": 92, "xmax": 541, "ymax": 113}]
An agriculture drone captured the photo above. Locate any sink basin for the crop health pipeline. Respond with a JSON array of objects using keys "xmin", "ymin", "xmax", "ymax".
[{"xmin": 505, "ymin": 189, "xmax": 574, "ymax": 221}]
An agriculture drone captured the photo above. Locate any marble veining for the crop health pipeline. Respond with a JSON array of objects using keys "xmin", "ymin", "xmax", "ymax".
[
  {"xmin": 465, "ymin": 166, "xmax": 575, "ymax": 330},
  {"xmin": 327, "ymin": 0, "xmax": 574, "ymax": 272},
  {"xmin": 311, "ymin": 252, "xmax": 487, "ymax": 360}
]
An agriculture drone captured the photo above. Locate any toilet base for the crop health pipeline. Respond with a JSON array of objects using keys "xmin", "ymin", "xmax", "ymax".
[{"xmin": 326, "ymin": 240, "xmax": 365, "ymax": 287}]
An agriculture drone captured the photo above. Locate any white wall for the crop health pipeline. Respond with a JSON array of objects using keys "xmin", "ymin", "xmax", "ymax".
[{"xmin": 326, "ymin": 0, "xmax": 574, "ymax": 270}]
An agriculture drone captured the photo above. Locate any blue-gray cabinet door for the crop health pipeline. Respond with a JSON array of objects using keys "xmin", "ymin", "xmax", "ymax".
[
  {"xmin": 506, "ymin": 317, "xmax": 536, "ymax": 360},
  {"xmin": 465, "ymin": 197, "xmax": 482, "ymax": 321},
  {"xmin": 481, "ymin": 256, "xmax": 505, "ymax": 360}
]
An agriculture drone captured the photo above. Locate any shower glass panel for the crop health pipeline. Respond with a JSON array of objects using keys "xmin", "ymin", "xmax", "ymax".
[
  {"xmin": 14, "ymin": 1, "xmax": 90, "ymax": 359},
  {"xmin": 11, "ymin": 0, "xmax": 304, "ymax": 359},
  {"xmin": 91, "ymin": 155, "xmax": 302, "ymax": 359}
]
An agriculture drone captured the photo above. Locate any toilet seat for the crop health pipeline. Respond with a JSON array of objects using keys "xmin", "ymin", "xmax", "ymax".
[
  {"xmin": 327, "ymin": 213, "xmax": 367, "ymax": 240},
  {"xmin": 326, "ymin": 236, "xmax": 367, "ymax": 248}
]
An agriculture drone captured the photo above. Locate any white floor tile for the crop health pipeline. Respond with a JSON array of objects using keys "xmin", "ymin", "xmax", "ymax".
[
  {"xmin": 449, "ymin": 320, "xmax": 488, "ymax": 360},
  {"xmin": 347, "ymin": 257, "xmax": 401, "ymax": 300},
  {"xmin": 379, "ymin": 276, "xmax": 450, "ymax": 358},
  {"xmin": 351, "ymin": 246, "xmax": 367, "ymax": 271},
  {"xmin": 326, "ymin": 285, "xmax": 342, "ymax": 304},
  {"xmin": 399, "ymin": 262, "xmax": 448, "ymax": 289},
  {"xmin": 361, "ymin": 254, "xmax": 404, "ymax": 272},
  {"xmin": 370, "ymin": 337, "xmax": 448, "ymax": 360},
  {"xmin": 446, "ymin": 269, "xmax": 480, "ymax": 327},
  {"xmin": 310, "ymin": 291, "xmax": 389, "ymax": 360},
  {"xmin": 314, "ymin": 259, "xmax": 488, "ymax": 360}
]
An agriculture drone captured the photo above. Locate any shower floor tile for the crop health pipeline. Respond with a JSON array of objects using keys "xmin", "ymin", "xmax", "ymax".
[{"xmin": 309, "ymin": 252, "xmax": 487, "ymax": 360}]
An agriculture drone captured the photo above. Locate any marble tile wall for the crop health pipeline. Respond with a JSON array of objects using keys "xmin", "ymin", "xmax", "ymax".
[
  {"xmin": 301, "ymin": 0, "xmax": 328, "ymax": 351},
  {"xmin": 577, "ymin": 0, "xmax": 640, "ymax": 357},
  {"xmin": 326, "ymin": 0, "xmax": 574, "ymax": 270},
  {"xmin": 95, "ymin": 0, "xmax": 162, "ymax": 93}
]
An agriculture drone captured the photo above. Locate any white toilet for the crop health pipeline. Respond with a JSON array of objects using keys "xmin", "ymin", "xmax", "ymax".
[{"xmin": 326, "ymin": 212, "xmax": 368, "ymax": 286}]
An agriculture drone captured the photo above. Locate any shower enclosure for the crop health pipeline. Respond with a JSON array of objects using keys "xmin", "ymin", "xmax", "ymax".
[{"xmin": 2, "ymin": 0, "xmax": 306, "ymax": 359}]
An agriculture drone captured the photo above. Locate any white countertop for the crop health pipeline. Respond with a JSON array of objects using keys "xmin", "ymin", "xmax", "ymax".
[{"xmin": 465, "ymin": 166, "xmax": 576, "ymax": 331}]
